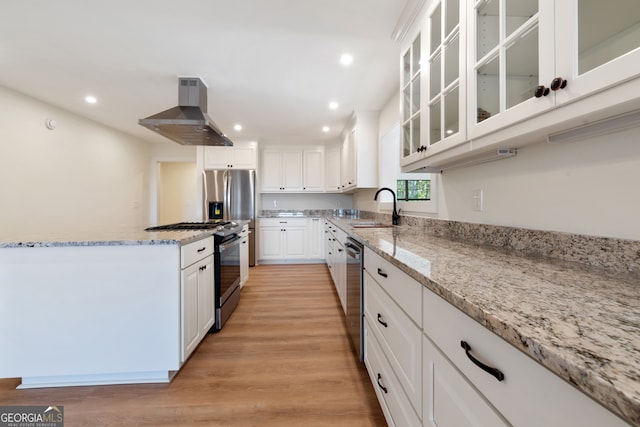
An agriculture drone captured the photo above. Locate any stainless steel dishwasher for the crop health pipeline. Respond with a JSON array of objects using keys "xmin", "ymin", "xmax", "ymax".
[{"xmin": 345, "ymin": 237, "xmax": 364, "ymax": 362}]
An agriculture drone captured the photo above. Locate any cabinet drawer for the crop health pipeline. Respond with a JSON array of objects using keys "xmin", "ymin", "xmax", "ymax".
[
  {"xmin": 259, "ymin": 218, "xmax": 307, "ymax": 227},
  {"xmin": 181, "ymin": 237, "xmax": 214, "ymax": 269},
  {"xmin": 423, "ymin": 335, "xmax": 508, "ymax": 427},
  {"xmin": 364, "ymin": 321, "xmax": 421, "ymax": 427},
  {"xmin": 423, "ymin": 288, "xmax": 631, "ymax": 427},
  {"xmin": 365, "ymin": 271, "xmax": 421, "ymax": 415},
  {"xmin": 364, "ymin": 248, "xmax": 422, "ymax": 324}
]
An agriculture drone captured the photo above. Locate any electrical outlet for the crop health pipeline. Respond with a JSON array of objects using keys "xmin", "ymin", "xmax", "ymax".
[{"xmin": 472, "ymin": 189, "xmax": 483, "ymax": 211}]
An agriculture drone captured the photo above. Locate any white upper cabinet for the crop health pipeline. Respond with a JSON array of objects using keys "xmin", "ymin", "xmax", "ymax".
[
  {"xmin": 467, "ymin": 0, "xmax": 640, "ymax": 141},
  {"xmin": 204, "ymin": 142, "xmax": 257, "ymax": 170},
  {"xmin": 400, "ymin": 0, "xmax": 640, "ymax": 171},
  {"xmin": 325, "ymin": 145, "xmax": 341, "ymax": 192},
  {"xmin": 341, "ymin": 111, "xmax": 378, "ymax": 192},
  {"xmin": 302, "ymin": 148, "xmax": 325, "ymax": 192},
  {"xmin": 424, "ymin": 0, "xmax": 468, "ymax": 158},
  {"xmin": 261, "ymin": 148, "xmax": 303, "ymax": 192}
]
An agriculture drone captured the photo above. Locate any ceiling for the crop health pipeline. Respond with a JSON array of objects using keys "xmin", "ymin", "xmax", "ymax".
[{"xmin": 1, "ymin": 1, "xmax": 412, "ymax": 146}]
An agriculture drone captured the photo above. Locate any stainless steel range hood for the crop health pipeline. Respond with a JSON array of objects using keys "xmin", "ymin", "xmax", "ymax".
[{"xmin": 139, "ymin": 77, "xmax": 233, "ymax": 146}]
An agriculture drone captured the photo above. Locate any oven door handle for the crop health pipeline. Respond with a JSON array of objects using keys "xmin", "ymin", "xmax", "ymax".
[{"xmin": 219, "ymin": 236, "xmax": 242, "ymax": 252}]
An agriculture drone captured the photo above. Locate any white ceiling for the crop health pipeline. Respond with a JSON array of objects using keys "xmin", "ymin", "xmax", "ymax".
[{"xmin": 1, "ymin": 1, "xmax": 411, "ymax": 146}]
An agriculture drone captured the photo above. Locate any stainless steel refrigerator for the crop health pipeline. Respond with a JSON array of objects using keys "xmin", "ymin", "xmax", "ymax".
[{"xmin": 203, "ymin": 169, "xmax": 256, "ymax": 266}]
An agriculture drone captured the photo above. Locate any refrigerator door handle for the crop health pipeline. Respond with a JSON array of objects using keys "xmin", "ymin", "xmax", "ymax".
[
  {"xmin": 225, "ymin": 170, "xmax": 231, "ymax": 220},
  {"xmin": 202, "ymin": 170, "xmax": 208, "ymax": 220}
]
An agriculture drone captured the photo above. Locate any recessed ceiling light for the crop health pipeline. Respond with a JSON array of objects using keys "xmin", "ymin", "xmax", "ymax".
[
  {"xmin": 329, "ymin": 101, "xmax": 339, "ymax": 110},
  {"xmin": 234, "ymin": 124, "xmax": 242, "ymax": 131},
  {"xmin": 340, "ymin": 54, "xmax": 353, "ymax": 66},
  {"xmin": 85, "ymin": 95, "xmax": 97, "ymax": 104},
  {"xmin": 322, "ymin": 126, "xmax": 330, "ymax": 132},
  {"xmin": 446, "ymin": 129, "xmax": 453, "ymax": 135}
]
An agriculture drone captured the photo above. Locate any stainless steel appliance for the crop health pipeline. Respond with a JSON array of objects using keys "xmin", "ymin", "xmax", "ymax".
[
  {"xmin": 345, "ymin": 237, "xmax": 364, "ymax": 362},
  {"xmin": 203, "ymin": 169, "xmax": 256, "ymax": 266},
  {"xmin": 145, "ymin": 220, "xmax": 243, "ymax": 330},
  {"xmin": 139, "ymin": 77, "xmax": 233, "ymax": 147}
]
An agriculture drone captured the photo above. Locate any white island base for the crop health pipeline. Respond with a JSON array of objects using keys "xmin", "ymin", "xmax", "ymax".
[{"xmin": 1, "ymin": 242, "xmax": 184, "ymax": 388}]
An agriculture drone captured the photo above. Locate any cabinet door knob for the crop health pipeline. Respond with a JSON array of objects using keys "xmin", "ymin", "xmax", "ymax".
[
  {"xmin": 534, "ymin": 85, "xmax": 550, "ymax": 98},
  {"xmin": 461, "ymin": 341, "xmax": 505, "ymax": 382},
  {"xmin": 550, "ymin": 77, "xmax": 568, "ymax": 91}
]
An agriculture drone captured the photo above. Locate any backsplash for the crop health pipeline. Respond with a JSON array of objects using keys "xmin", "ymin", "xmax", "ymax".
[
  {"xmin": 259, "ymin": 209, "xmax": 640, "ymax": 276},
  {"xmin": 367, "ymin": 211, "xmax": 640, "ymax": 277}
]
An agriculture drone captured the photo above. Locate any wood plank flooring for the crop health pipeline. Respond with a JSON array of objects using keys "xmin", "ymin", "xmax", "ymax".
[{"xmin": 0, "ymin": 264, "xmax": 386, "ymax": 426}]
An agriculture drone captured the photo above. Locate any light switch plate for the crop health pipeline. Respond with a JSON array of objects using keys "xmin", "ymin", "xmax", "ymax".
[{"xmin": 472, "ymin": 189, "xmax": 483, "ymax": 211}]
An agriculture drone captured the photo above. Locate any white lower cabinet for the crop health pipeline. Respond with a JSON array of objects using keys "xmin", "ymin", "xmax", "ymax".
[
  {"xmin": 258, "ymin": 218, "xmax": 307, "ymax": 261},
  {"xmin": 362, "ymin": 246, "xmax": 631, "ymax": 427},
  {"xmin": 239, "ymin": 224, "xmax": 250, "ymax": 287},
  {"xmin": 180, "ymin": 237, "xmax": 215, "ymax": 363},
  {"xmin": 423, "ymin": 336, "xmax": 508, "ymax": 427},
  {"xmin": 365, "ymin": 320, "xmax": 421, "ymax": 427}
]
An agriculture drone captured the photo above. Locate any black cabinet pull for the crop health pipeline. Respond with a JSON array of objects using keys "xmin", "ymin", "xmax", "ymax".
[
  {"xmin": 377, "ymin": 313, "xmax": 388, "ymax": 328},
  {"xmin": 377, "ymin": 268, "xmax": 388, "ymax": 278},
  {"xmin": 376, "ymin": 373, "xmax": 388, "ymax": 394},
  {"xmin": 534, "ymin": 85, "xmax": 550, "ymax": 98},
  {"xmin": 460, "ymin": 341, "xmax": 505, "ymax": 382},
  {"xmin": 550, "ymin": 77, "xmax": 567, "ymax": 91},
  {"xmin": 338, "ymin": 248, "xmax": 343, "ymax": 252},
  {"xmin": 197, "ymin": 247, "xmax": 206, "ymax": 253}
]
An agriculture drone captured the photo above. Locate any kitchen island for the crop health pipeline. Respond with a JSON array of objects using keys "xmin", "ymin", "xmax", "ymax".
[
  {"xmin": 327, "ymin": 217, "xmax": 640, "ymax": 426},
  {"xmin": 0, "ymin": 228, "xmax": 213, "ymax": 388}
]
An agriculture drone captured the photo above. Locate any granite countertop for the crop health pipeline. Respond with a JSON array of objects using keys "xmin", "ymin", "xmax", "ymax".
[
  {"xmin": 0, "ymin": 228, "xmax": 214, "ymax": 248},
  {"xmin": 328, "ymin": 218, "xmax": 640, "ymax": 426}
]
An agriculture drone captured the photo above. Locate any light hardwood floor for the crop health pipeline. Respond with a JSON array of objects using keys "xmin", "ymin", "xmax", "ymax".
[{"xmin": 0, "ymin": 264, "xmax": 386, "ymax": 426}]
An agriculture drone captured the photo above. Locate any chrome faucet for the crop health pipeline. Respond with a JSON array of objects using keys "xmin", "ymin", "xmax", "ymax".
[{"xmin": 374, "ymin": 187, "xmax": 400, "ymax": 226}]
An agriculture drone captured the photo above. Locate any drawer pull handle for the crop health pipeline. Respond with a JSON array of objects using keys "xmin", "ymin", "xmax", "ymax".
[
  {"xmin": 461, "ymin": 341, "xmax": 505, "ymax": 382},
  {"xmin": 197, "ymin": 247, "xmax": 206, "ymax": 253},
  {"xmin": 376, "ymin": 373, "xmax": 388, "ymax": 394},
  {"xmin": 377, "ymin": 268, "xmax": 388, "ymax": 278},
  {"xmin": 377, "ymin": 313, "xmax": 388, "ymax": 328}
]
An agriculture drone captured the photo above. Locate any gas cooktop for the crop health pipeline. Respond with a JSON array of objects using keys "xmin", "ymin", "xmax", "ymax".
[{"xmin": 145, "ymin": 221, "xmax": 236, "ymax": 232}]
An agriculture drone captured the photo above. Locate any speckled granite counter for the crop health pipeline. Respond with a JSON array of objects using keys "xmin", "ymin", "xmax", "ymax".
[
  {"xmin": 329, "ymin": 218, "xmax": 640, "ymax": 426},
  {"xmin": 0, "ymin": 228, "xmax": 214, "ymax": 248}
]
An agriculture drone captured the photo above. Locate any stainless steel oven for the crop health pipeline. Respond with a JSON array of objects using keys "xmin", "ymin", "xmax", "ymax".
[{"xmin": 215, "ymin": 233, "xmax": 242, "ymax": 329}]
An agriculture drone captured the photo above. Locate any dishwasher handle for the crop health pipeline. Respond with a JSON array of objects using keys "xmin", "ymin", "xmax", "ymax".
[{"xmin": 345, "ymin": 243, "xmax": 361, "ymax": 260}]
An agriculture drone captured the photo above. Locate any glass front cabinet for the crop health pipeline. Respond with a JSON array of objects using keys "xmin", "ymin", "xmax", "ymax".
[{"xmin": 400, "ymin": 0, "xmax": 640, "ymax": 171}]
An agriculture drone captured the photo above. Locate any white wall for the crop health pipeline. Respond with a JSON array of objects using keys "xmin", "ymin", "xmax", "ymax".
[
  {"xmin": 158, "ymin": 162, "xmax": 198, "ymax": 224},
  {"xmin": 439, "ymin": 125, "xmax": 640, "ymax": 240},
  {"xmin": 0, "ymin": 86, "xmax": 152, "ymax": 233},
  {"xmin": 356, "ymin": 89, "xmax": 640, "ymax": 240}
]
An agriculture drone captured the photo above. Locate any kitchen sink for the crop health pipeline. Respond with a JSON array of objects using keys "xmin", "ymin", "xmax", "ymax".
[{"xmin": 350, "ymin": 222, "xmax": 393, "ymax": 228}]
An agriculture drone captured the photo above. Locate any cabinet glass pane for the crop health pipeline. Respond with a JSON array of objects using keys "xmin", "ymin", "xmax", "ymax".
[
  {"xmin": 445, "ymin": 0, "xmax": 459, "ymax": 36},
  {"xmin": 412, "ymin": 74, "xmax": 421, "ymax": 115},
  {"xmin": 403, "ymin": 122, "xmax": 412, "ymax": 156},
  {"xmin": 476, "ymin": 0, "xmax": 499, "ymax": 59},
  {"xmin": 429, "ymin": 101, "xmax": 441, "ymax": 144},
  {"xmin": 430, "ymin": 52, "xmax": 441, "ymax": 100},
  {"xmin": 578, "ymin": 0, "xmax": 640, "ymax": 74},
  {"xmin": 506, "ymin": 26, "xmax": 539, "ymax": 110},
  {"xmin": 444, "ymin": 34, "xmax": 459, "ymax": 88},
  {"xmin": 476, "ymin": 55, "xmax": 499, "ymax": 122},
  {"xmin": 412, "ymin": 36, "xmax": 421, "ymax": 75},
  {"xmin": 412, "ymin": 116, "xmax": 421, "ymax": 151},
  {"xmin": 431, "ymin": 4, "xmax": 442, "ymax": 53},
  {"xmin": 444, "ymin": 86, "xmax": 459, "ymax": 137},
  {"xmin": 403, "ymin": 85, "xmax": 411, "ymax": 121},
  {"xmin": 403, "ymin": 50, "xmax": 411, "ymax": 86},
  {"xmin": 505, "ymin": 1, "xmax": 538, "ymax": 38}
]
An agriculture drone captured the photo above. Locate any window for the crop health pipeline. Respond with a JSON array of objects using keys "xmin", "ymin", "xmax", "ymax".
[{"xmin": 397, "ymin": 179, "xmax": 431, "ymax": 201}]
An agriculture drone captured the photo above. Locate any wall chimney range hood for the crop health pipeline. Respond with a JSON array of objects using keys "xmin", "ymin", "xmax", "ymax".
[{"xmin": 139, "ymin": 77, "xmax": 233, "ymax": 146}]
